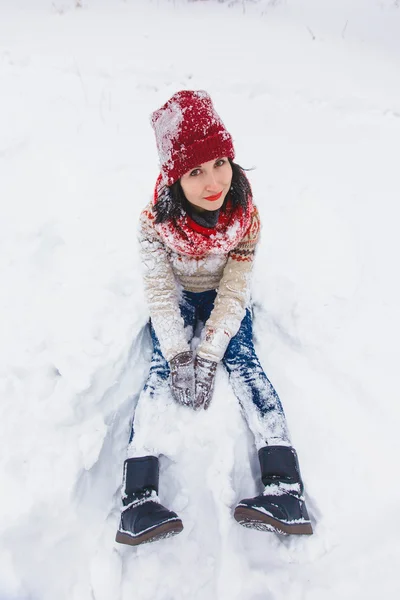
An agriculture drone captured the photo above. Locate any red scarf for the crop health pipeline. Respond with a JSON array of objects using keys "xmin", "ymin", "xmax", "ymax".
[{"xmin": 152, "ymin": 176, "xmax": 253, "ymax": 257}]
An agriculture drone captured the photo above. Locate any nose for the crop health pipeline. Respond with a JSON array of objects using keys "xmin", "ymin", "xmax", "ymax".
[{"xmin": 204, "ymin": 170, "xmax": 219, "ymax": 192}]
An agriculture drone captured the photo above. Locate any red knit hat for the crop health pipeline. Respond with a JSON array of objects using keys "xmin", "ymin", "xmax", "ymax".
[{"xmin": 151, "ymin": 90, "xmax": 235, "ymax": 186}]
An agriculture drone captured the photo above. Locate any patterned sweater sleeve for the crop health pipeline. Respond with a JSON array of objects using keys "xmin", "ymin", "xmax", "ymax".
[
  {"xmin": 196, "ymin": 205, "xmax": 261, "ymax": 363},
  {"xmin": 139, "ymin": 205, "xmax": 190, "ymax": 362}
]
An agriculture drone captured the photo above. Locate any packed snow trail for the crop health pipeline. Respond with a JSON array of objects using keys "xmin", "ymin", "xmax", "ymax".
[{"xmin": 1, "ymin": 1, "xmax": 400, "ymax": 599}]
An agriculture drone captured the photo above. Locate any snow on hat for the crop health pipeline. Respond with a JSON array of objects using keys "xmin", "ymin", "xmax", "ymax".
[{"xmin": 151, "ymin": 90, "xmax": 235, "ymax": 186}]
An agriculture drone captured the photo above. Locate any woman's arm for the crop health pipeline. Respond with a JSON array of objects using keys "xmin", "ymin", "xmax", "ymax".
[
  {"xmin": 139, "ymin": 205, "xmax": 190, "ymax": 361},
  {"xmin": 196, "ymin": 205, "xmax": 261, "ymax": 362}
]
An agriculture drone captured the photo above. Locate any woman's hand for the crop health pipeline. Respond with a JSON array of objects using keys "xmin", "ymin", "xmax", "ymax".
[
  {"xmin": 169, "ymin": 351, "xmax": 195, "ymax": 407},
  {"xmin": 194, "ymin": 356, "xmax": 218, "ymax": 410}
]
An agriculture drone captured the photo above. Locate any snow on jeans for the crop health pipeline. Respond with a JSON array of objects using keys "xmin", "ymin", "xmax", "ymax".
[{"xmin": 127, "ymin": 290, "xmax": 291, "ymax": 459}]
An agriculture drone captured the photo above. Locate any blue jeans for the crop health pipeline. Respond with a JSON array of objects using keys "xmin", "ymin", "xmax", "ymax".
[{"xmin": 131, "ymin": 290, "xmax": 290, "ymax": 448}]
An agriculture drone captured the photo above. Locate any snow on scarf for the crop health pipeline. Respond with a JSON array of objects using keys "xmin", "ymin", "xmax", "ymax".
[{"xmin": 152, "ymin": 175, "xmax": 253, "ymax": 257}]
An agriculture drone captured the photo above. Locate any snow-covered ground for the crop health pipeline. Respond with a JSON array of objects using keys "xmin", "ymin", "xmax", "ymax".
[{"xmin": 1, "ymin": 0, "xmax": 400, "ymax": 598}]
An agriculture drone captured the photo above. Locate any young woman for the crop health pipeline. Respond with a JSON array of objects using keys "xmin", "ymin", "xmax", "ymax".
[{"xmin": 115, "ymin": 90, "xmax": 313, "ymax": 546}]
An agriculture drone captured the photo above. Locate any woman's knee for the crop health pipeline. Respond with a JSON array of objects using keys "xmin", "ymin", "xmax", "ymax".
[{"xmin": 223, "ymin": 342, "xmax": 259, "ymax": 374}]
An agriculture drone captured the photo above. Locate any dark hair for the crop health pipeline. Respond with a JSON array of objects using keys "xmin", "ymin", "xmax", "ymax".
[{"xmin": 154, "ymin": 158, "xmax": 252, "ymax": 225}]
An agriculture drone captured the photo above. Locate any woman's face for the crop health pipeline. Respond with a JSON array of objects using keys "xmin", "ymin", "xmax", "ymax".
[{"xmin": 180, "ymin": 157, "xmax": 233, "ymax": 212}]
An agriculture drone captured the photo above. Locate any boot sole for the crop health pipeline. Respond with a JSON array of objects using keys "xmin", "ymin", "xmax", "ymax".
[
  {"xmin": 234, "ymin": 506, "xmax": 313, "ymax": 536},
  {"xmin": 115, "ymin": 519, "xmax": 183, "ymax": 546}
]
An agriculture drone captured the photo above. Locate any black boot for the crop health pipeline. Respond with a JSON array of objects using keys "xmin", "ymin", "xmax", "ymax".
[
  {"xmin": 115, "ymin": 456, "xmax": 183, "ymax": 546},
  {"xmin": 234, "ymin": 446, "xmax": 313, "ymax": 535}
]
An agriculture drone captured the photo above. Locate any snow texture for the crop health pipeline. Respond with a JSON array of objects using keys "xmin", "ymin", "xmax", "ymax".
[
  {"xmin": 151, "ymin": 98, "xmax": 184, "ymax": 178},
  {"xmin": 1, "ymin": 1, "xmax": 400, "ymax": 599}
]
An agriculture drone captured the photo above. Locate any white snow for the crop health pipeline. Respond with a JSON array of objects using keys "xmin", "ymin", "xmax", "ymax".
[
  {"xmin": 1, "ymin": 0, "xmax": 400, "ymax": 599},
  {"xmin": 151, "ymin": 97, "xmax": 184, "ymax": 178}
]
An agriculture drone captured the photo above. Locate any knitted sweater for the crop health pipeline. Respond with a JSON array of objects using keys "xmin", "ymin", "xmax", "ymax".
[{"xmin": 138, "ymin": 199, "xmax": 260, "ymax": 363}]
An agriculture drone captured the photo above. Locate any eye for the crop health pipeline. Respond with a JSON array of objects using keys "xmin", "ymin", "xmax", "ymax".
[
  {"xmin": 215, "ymin": 159, "xmax": 226, "ymax": 167},
  {"xmin": 189, "ymin": 168, "xmax": 201, "ymax": 177}
]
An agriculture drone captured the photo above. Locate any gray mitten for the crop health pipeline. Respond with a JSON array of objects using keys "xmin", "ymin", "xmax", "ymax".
[
  {"xmin": 194, "ymin": 356, "xmax": 218, "ymax": 410},
  {"xmin": 169, "ymin": 351, "xmax": 195, "ymax": 407}
]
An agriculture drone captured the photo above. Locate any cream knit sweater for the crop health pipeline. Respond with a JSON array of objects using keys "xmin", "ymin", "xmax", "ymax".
[{"xmin": 138, "ymin": 202, "xmax": 261, "ymax": 363}]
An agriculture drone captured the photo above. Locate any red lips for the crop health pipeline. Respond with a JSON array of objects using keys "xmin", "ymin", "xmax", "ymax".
[{"xmin": 204, "ymin": 191, "xmax": 223, "ymax": 201}]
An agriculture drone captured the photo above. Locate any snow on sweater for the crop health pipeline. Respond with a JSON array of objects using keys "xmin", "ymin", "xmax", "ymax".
[{"xmin": 138, "ymin": 198, "xmax": 260, "ymax": 362}]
